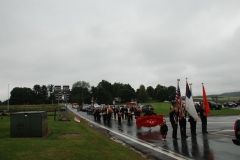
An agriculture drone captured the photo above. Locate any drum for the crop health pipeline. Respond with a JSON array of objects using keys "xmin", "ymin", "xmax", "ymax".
[
  {"xmin": 118, "ymin": 113, "xmax": 122, "ymax": 117},
  {"xmin": 128, "ymin": 112, "xmax": 132, "ymax": 116}
]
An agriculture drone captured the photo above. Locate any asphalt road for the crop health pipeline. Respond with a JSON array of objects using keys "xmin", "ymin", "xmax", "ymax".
[{"xmin": 67, "ymin": 105, "xmax": 240, "ymax": 160}]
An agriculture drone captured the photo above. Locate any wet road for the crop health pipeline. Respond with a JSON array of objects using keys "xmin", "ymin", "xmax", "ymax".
[{"xmin": 67, "ymin": 105, "xmax": 240, "ymax": 160}]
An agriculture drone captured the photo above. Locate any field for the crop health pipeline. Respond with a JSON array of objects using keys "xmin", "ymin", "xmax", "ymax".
[{"xmin": 0, "ymin": 111, "xmax": 145, "ymax": 160}]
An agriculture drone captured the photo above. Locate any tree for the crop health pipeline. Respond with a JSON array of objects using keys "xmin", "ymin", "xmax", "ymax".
[
  {"xmin": 72, "ymin": 81, "xmax": 90, "ymax": 89},
  {"xmin": 156, "ymin": 86, "xmax": 168, "ymax": 102},
  {"xmin": 146, "ymin": 86, "xmax": 154, "ymax": 99},
  {"xmin": 137, "ymin": 85, "xmax": 149, "ymax": 102},
  {"xmin": 93, "ymin": 86, "xmax": 112, "ymax": 104},
  {"xmin": 97, "ymin": 80, "xmax": 113, "ymax": 95},
  {"xmin": 10, "ymin": 87, "xmax": 34, "ymax": 105},
  {"xmin": 167, "ymin": 86, "xmax": 176, "ymax": 101}
]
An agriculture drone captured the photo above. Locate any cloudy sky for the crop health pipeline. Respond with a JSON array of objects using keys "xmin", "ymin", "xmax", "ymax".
[{"xmin": 1, "ymin": 0, "xmax": 240, "ymax": 101}]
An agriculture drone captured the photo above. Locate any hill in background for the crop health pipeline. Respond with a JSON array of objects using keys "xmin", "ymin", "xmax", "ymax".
[{"xmin": 192, "ymin": 91, "xmax": 240, "ymax": 98}]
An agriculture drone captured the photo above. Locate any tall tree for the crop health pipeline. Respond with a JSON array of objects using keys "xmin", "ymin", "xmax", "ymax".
[
  {"xmin": 137, "ymin": 85, "xmax": 149, "ymax": 102},
  {"xmin": 146, "ymin": 86, "xmax": 154, "ymax": 99},
  {"xmin": 72, "ymin": 81, "xmax": 90, "ymax": 90},
  {"xmin": 167, "ymin": 86, "xmax": 176, "ymax": 101}
]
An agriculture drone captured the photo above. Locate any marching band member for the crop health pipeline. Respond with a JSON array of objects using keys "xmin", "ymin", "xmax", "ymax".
[{"xmin": 116, "ymin": 106, "xmax": 123, "ymax": 124}]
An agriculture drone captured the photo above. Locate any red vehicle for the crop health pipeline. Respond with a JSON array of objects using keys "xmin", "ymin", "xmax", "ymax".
[{"xmin": 232, "ymin": 117, "xmax": 240, "ymax": 146}]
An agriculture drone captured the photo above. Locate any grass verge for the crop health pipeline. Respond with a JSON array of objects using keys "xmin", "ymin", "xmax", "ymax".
[{"xmin": 0, "ymin": 113, "xmax": 145, "ymax": 160}]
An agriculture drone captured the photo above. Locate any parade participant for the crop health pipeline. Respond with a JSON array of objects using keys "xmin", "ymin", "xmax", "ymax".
[
  {"xmin": 178, "ymin": 105, "xmax": 188, "ymax": 139},
  {"xmin": 134, "ymin": 105, "xmax": 141, "ymax": 119},
  {"xmin": 128, "ymin": 106, "xmax": 134, "ymax": 122},
  {"xmin": 199, "ymin": 101, "xmax": 208, "ymax": 134},
  {"xmin": 96, "ymin": 107, "xmax": 101, "ymax": 122},
  {"xmin": 144, "ymin": 105, "xmax": 156, "ymax": 116},
  {"xmin": 169, "ymin": 105, "xmax": 179, "ymax": 140},
  {"xmin": 127, "ymin": 106, "xmax": 132, "ymax": 123},
  {"xmin": 116, "ymin": 106, "xmax": 123, "ymax": 124},
  {"xmin": 102, "ymin": 106, "xmax": 107, "ymax": 124},
  {"xmin": 188, "ymin": 115, "xmax": 197, "ymax": 135},
  {"xmin": 93, "ymin": 107, "xmax": 97, "ymax": 121},
  {"xmin": 113, "ymin": 106, "xmax": 117, "ymax": 120},
  {"xmin": 106, "ymin": 105, "xmax": 113, "ymax": 124},
  {"xmin": 121, "ymin": 105, "xmax": 125, "ymax": 120},
  {"xmin": 160, "ymin": 119, "xmax": 168, "ymax": 140},
  {"xmin": 144, "ymin": 105, "xmax": 156, "ymax": 131},
  {"xmin": 124, "ymin": 106, "xmax": 128, "ymax": 120}
]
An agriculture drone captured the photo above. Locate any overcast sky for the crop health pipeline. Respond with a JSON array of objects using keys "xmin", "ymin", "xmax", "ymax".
[{"xmin": 1, "ymin": 0, "xmax": 240, "ymax": 101}]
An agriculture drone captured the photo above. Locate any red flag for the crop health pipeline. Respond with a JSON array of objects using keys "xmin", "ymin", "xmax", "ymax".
[{"xmin": 202, "ymin": 85, "xmax": 210, "ymax": 116}]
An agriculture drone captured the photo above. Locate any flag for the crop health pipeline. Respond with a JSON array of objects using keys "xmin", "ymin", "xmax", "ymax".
[
  {"xmin": 202, "ymin": 84, "xmax": 210, "ymax": 116},
  {"xmin": 175, "ymin": 82, "xmax": 184, "ymax": 117},
  {"xmin": 185, "ymin": 81, "xmax": 198, "ymax": 120}
]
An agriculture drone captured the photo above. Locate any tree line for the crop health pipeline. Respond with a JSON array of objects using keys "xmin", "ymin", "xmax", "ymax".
[{"xmin": 1, "ymin": 80, "xmax": 176, "ymax": 105}]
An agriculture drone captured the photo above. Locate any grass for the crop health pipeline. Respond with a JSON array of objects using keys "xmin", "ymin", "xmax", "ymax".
[
  {"xmin": 141, "ymin": 102, "xmax": 240, "ymax": 116},
  {"xmin": 0, "ymin": 113, "xmax": 145, "ymax": 160}
]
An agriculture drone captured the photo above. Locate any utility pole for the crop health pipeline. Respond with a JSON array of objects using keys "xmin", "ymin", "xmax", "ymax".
[{"xmin": 8, "ymin": 84, "xmax": 9, "ymax": 111}]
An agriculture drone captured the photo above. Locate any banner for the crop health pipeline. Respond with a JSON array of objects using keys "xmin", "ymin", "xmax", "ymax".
[{"xmin": 136, "ymin": 115, "xmax": 164, "ymax": 128}]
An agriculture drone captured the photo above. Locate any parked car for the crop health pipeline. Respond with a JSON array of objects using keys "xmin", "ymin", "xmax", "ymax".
[
  {"xmin": 141, "ymin": 104, "xmax": 154, "ymax": 113},
  {"xmin": 232, "ymin": 117, "xmax": 240, "ymax": 146},
  {"xmin": 223, "ymin": 101, "xmax": 237, "ymax": 107},
  {"xmin": 216, "ymin": 103, "xmax": 223, "ymax": 110},
  {"xmin": 235, "ymin": 100, "xmax": 240, "ymax": 106},
  {"xmin": 208, "ymin": 101, "xmax": 222, "ymax": 110},
  {"xmin": 193, "ymin": 102, "xmax": 201, "ymax": 113}
]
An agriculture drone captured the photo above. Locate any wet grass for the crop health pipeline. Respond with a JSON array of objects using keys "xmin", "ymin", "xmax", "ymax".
[
  {"xmin": 0, "ymin": 113, "xmax": 145, "ymax": 160},
  {"xmin": 142, "ymin": 102, "xmax": 240, "ymax": 117}
]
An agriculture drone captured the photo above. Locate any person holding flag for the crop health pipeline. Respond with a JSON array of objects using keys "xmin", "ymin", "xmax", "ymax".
[
  {"xmin": 185, "ymin": 79, "xmax": 198, "ymax": 121},
  {"xmin": 200, "ymin": 83, "xmax": 210, "ymax": 134},
  {"xmin": 175, "ymin": 79, "xmax": 188, "ymax": 139}
]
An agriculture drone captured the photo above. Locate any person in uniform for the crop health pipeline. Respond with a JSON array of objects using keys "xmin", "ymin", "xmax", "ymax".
[
  {"xmin": 188, "ymin": 115, "xmax": 197, "ymax": 135},
  {"xmin": 106, "ymin": 105, "xmax": 113, "ymax": 124},
  {"xmin": 144, "ymin": 105, "xmax": 156, "ymax": 131},
  {"xmin": 116, "ymin": 106, "xmax": 123, "ymax": 124},
  {"xmin": 199, "ymin": 101, "xmax": 208, "ymax": 134},
  {"xmin": 102, "ymin": 106, "xmax": 107, "ymax": 124},
  {"xmin": 169, "ymin": 105, "xmax": 179, "ymax": 140},
  {"xmin": 178, "ymin": 106, "xmax": 188, "ymax": 139}
]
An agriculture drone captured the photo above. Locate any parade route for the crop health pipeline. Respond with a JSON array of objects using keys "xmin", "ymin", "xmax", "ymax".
[{"xmin": 67, "ymin": 105, "xmax": 240, "ymax": 160}]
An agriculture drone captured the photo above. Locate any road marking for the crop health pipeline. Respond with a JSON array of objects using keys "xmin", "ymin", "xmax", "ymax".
[{"xmin": 68, "ymin": 107, "xmax": 192, "ymax": 160}]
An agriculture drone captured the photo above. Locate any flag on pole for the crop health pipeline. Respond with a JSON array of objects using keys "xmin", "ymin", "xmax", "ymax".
[
  {"xmin": 175, "ymin": 80, "xmax": 184, "ymax": 117},
  {"xmin": 202, "ymin": 84, "xmax": 210, "ymax": 116},
  {"xmin": 185, "ymin": 81, "xmax": 198, "ymax": 120}
]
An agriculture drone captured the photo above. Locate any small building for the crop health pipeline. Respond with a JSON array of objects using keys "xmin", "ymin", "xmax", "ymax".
[{"xmin": 10, "ymin": 111, "xmax": 48, "ymax": 137}]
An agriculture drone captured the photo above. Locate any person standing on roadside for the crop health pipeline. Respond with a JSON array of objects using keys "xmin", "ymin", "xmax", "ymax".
[
  {"xmin": 160, "ymin": 119, "xmax": 168, "ymax": 140},
  {"xmin": 178, "ymin": 106, "xmax": 188, "ymax": 139},
  {"xmin": 169, "ymin": 105, "xmax": 179, "ymax": 140},
  {"xmin": 199, "ymin": 101, "xmax": 208, "ymax": 134}
]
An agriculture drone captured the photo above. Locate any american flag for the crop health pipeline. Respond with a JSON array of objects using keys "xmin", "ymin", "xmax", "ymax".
[{"xmin": 175, "ymin": 85, "xmax": 184, "ymax": 117}]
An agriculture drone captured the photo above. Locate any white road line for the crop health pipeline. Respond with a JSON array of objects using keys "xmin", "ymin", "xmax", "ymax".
[{"xmin": 68, "ymin": 107, "xmax": 192, "ymax": 160}]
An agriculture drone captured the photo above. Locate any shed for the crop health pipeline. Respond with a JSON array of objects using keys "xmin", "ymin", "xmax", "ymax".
[{"xmin": 10, "ymin": 111, "xmax": 48, "ymax": 137}]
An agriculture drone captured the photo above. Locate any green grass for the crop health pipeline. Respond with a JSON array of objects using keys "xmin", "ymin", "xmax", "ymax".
[
  {"xmin": 0, "ymin": 113, "xmax": 145, "ymax": 160},
  {"xmin": 141, "ymin": 102, "xmax": 240, "ymax": 117}
]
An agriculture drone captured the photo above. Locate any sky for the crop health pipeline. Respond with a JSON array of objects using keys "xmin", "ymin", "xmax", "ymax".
[{"xmin": 1, "ymin": 0, "xmax": 240, "ymax": 101}]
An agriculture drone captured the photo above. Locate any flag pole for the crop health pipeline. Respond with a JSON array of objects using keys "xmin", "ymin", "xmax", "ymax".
[{"xmin": 189, "ymin": 83, "xmax": 193, "ymax": 98}]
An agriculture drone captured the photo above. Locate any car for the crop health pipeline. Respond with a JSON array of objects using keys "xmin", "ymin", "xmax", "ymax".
[
  {"xmin": 216, "ymin": 103, "xmax": 223, "ymax": 110},
  {"xmin": 80, "ymin": 104, "xmax": 90, "ymax": 112},
  {"xmin": 223, "ymin": 101, "xmax": 237, "ymax": 108},
  {"xmin": 140, "ymin": 104, "xmax": 154, "ymax": 113},
  {"xmin": 235, "ymin": 100, "xmax": 240, "ymax": 106},
  {"xmin": 208, "ymin": 101, "xmax": 222, "ymax": 110},
  {"xmin": 232, "ymin": 117, "xmax": 240, "ymax": 146},
  {"xmin": 193, "ymin": 102, "xmax": 201, "ymax": 113}
]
